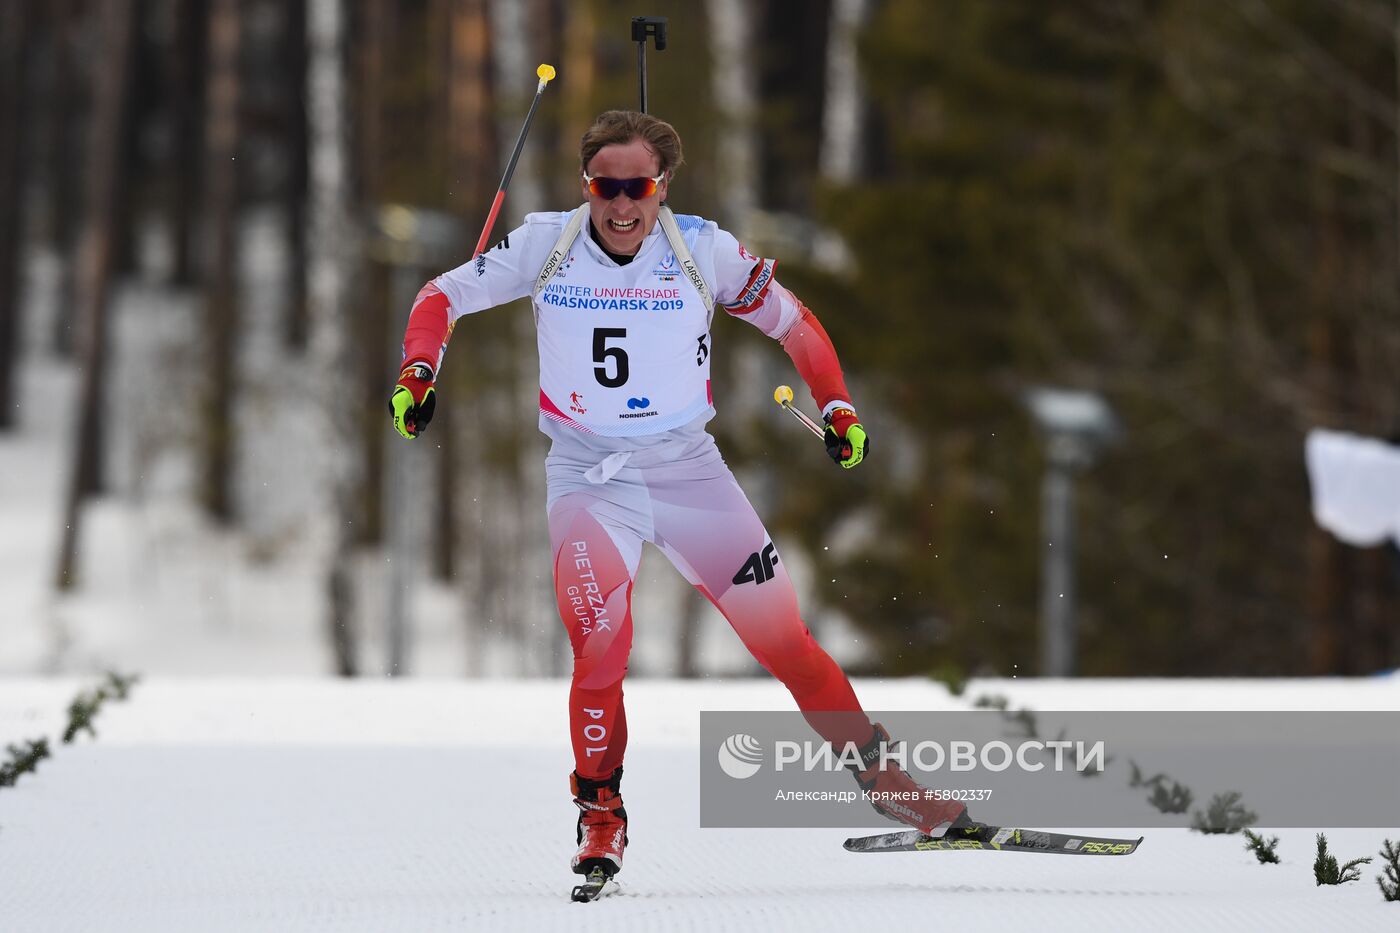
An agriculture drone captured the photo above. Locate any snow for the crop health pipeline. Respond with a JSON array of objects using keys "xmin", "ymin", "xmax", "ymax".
[{"xmin": 1, "ymin": 676, "xmax": 1397, "ymax": 931}]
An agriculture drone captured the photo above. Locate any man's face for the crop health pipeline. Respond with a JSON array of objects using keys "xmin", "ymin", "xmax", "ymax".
[{"xmin": 582, "ymin": 138, "xmax": 668, "ymax": 257}]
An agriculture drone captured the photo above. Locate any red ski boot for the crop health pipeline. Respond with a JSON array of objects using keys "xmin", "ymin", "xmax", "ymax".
[
  {"xmin": 850, "ymin": 723, "xmax": 972, "ymax": 837},
  {"xmin": 570, "ymin": 766, "xmax": 628, "ymax": 878}
]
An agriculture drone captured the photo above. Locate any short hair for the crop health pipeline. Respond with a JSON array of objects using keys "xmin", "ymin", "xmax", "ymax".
[{"xmin": 579, "ymin": 110, "xmax": 685, "ymax": 178}]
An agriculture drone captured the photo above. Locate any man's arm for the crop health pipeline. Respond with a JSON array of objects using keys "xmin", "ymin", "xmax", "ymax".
[
  {"xmin": 712, "ymin": 231, "xmax": 868, "ymax": 468},
  {"xmin": 391, "ymin": 220, "xmax": 542, "ymax": 438}
]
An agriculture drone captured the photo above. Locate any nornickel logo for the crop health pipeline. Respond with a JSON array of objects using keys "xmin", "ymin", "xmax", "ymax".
[{"xmin": 718, "ymin": 733, "xmax": 764, "ymax": 779}]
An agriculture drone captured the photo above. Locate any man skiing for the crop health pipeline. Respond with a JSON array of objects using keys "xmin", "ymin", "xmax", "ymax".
[{"xmin": 390, "ymin": 110, "xmax": 971, "ymax": 884}]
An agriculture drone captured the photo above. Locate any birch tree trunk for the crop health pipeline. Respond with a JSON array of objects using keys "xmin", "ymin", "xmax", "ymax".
[
  {"xmin": 477, "ymin": 0, "xmax": 557, "ymax": 676},
  {"xmin": 820, "ymin": 0, "xmax": 870, "ymax": 182},
  {"xmin": 814, "ymin": 0, "xmax": 870, "ymax": 269},
  {"xmin": 438, "ymin": 0, "xmax": 494, "ymax": 596},
  {"xmin": 307, "ymin": 0, "xmax": 360, "ymax": 675},
  {"xmin": 706, "ymin": 0, "xmax": 758, "ymax": 233},
  {"xmin": 696, "ymin": 0, "xmax": 764, "ymax": 676}
]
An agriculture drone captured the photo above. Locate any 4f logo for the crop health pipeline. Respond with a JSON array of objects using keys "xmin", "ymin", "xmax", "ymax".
[
  {"xmin": 696, "ymin": 335, "xmax": 709, "ymax": 365},
  {"xmin": 733, "ymin": 543, "xmax": 779, "ymax": 586}
]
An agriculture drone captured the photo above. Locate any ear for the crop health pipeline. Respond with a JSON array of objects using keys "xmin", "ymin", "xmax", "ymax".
[
  {"xmin": 580, "ymin": 173, "xmax": 591, "ymax": 201},
  {"xmin": 657, "ymin": 172, "xmax": 669, "ymax": 202}
]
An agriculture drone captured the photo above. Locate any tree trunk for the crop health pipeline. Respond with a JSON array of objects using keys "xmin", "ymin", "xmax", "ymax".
[
  {"xmin": 706, "ymin": 0, "xmax": 759, "ymax": 232},
  {"xmin": 560, "ymin": 0, "xmax": 595, "ymax": 164},
  {"xmin": 0, "ymin": 1, "xmax": 32, "ymax": 430},
  {"xmin": 46, "ymin": 0, "xmax": 81, "ymax": 356},
  {"xmin": 109, "ymin": 0, "xmax": 147, "ymax": 278},
  {"xmin": 356, "ymin": 0, "xmax": 389, "ymax": 552},
  {"xmin": 818, "ymin": 0, "xmax": 870, "ymax": 185},
  {"xmin": 199, "ymin": 0, "xmax": 242, "ymax": 523},
  {"xmin": 55, "ymin": 0, "xmax": 138, "ymax": 590},
  {"xmin": 701, "ymin": 0, "xmax": 765, "ymax": 676},
  {"xmin": 168, "ymin": 0, "xmax": 207, "ymax": 287},
  {"xmin": 439, "ymin": 0, "xmax": 494, "ymax": 587},
  {"xmin": 307, "ymin": 0, "xmax": 361, "ymax": 675},
  {"xmin": 281, "ymin": 0, "xmax": 310, "ymax": 349},
  {"xmin": 486, "ymin": 0, "xmax": 555, "ymax": 676}
]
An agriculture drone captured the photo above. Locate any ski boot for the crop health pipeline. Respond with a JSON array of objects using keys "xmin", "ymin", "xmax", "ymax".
[
  {"xmin": 570, "ymin": 766, "xmax": 628, "ymax": 879},
  {"xmin": 850, "ymin": 723, "xmax": 975, "ymax": 838}
]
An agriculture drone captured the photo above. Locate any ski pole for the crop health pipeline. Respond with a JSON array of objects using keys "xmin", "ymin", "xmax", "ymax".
[
  {"xmin": 773, "ymin": 385, "xmax": 825, "ymax": 439},
  {"xmin": 631, "ymin": 17, "xmax": 667, "ymax": 113},
  {"xmin": 471, "ymin": 63, "xmax": 556, "ymax": 258}
]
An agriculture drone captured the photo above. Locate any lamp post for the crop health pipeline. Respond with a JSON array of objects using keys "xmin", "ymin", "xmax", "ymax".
[{"xmin": 1023, "ymin": 387, "xmax": 1119, "ymax": 677}]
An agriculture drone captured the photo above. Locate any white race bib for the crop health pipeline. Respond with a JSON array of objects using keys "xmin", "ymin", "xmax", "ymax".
[{"xmin": 536, "ymin": 238, "xmax": 714, "ymax": 436}]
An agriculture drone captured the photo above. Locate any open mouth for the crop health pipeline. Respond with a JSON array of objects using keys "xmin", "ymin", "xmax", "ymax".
[{"xmin": 608, "ymin": 218, "xmax": 639, "ymax": 233}]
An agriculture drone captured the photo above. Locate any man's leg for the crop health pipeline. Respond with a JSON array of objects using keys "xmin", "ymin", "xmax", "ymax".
[
  {"xmin": 549, "ymin": 491, "xmax": 642, "ymax": 779},
  {"xmin": 649, "ymin": 463, "xmax": 970, "ymax": 834},
  {"xmin": 648, "ymin": 466, "xmax": 872, "ymax": 752}
]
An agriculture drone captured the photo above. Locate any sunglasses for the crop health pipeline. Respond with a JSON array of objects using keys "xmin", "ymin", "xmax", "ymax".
[{"xmin": 583, "ymin": 173, "xmax": 665, "ymax": 201}]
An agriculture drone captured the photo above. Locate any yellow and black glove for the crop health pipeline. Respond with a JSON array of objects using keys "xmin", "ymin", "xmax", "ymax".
[
  {"xmin": 389, "ymin": 361, "xmax": 437, "ymax": 439},
  {"xmin": 824, "ymin": 407, "xmax": 868, "ymax": 469}
]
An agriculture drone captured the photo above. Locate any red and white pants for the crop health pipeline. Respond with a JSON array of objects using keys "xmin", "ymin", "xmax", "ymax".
[{"xmin": 546, "ymin": 426, "xmax": 872, "ymax": 779}]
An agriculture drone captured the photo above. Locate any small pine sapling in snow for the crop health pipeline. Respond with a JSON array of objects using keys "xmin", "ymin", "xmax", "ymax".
[
  {"xmin": 1314, "ymin": 833, "xmax": 1371, "ymax": 885},
  {"xmin": 103, "ymin": 670, "xmax": 139, "ymax": 700},
  {"xmin": 1148, "ymin": 780, "xmax": 1193, "ymax": 815},
  {"xmin": 62, "ymin": 688, "xmax": 105, "ymax": 743},
  {"xmin": 0, "ymin": 739, "xmax": 51, "ymax": 788},
  {"xmin": 1242, "ymin": 829, "xmax": 1280, "ymax": 865},
  {"xmin": 62, "ymin": 671, "xmax": 141, "ymax": 743},
  {"xmin": 1128, "ymin": 760, "xmax": 1166, "ymax": 789},
  {"xmin": 1378, "ymin": 839, "xmax": 1399, "ymax": 902},
  {"xmin": 1004, "ymin": 708, "xmax": 1038, "ymax": 739},
  {"xmin": 1192, "ymin": 791, "xmax": 1256, "ymax": 834}
]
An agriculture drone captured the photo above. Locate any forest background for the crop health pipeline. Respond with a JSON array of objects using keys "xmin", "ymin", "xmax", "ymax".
[{"xmin": 1, "ymin": 0, "xmax": 1395, "ymax": 682}]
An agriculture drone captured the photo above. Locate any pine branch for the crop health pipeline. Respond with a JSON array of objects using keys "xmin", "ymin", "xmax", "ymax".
[
  {"xmin": 1339, "ymin": 857, "xmax": 1374, "ymax": 883},
  {"xmin": 103, "ymin": 670, "xmax": 139, "ymax": 700},
  {"xmin": 972, "ymin": 694, "xmax": 1009, "ymax": 711},
  {"xmin": 1004, "ymin": 707, "xmax": 1038, "ymax": 740},
  {"xmin": 1128, "ymin": 759, "xmax": 1166, "ymax": 789},
  {"xmin": 62, "ymin": 670, "xmax": 141, "ymax": 743},
  {"xmin": 0, "ymin": 739, "xmax": 51, "ymax": 788},
  {"xmin": 1243, "ymin": 829, "xmax": 1280, "ymax": 865},
  {"xmin": 1315, "ymin": 832, "xmax": 1372, "ymax": 884},
  {"xmin": 1147, "ymin": 779, "xmax": 1193, "ymax": 814},
  {"xmin": 62, "ymin": 688, "xmax": 106, "ymax": 743},
  {"xmin": 1191, "ymin": 791, "xmax": 1256, "ymax": 833},
  {"xmin": 1377, "ymin": 838, "xmax": 1399, "ymax": 901}
]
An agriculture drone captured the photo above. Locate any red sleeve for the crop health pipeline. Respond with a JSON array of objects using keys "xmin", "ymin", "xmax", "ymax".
[
  {"xmin": 400, "ymin": 281, "xmax": 452, "ymax": 373},
  {"xmin": 778, "ymin": 302, "xmax": 852, "ymax": 413}
]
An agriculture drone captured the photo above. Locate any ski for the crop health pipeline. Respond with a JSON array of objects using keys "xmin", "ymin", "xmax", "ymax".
[
  {"xmin": 570, "ymin": 866, "xmax": 620, "ymax": 902},
  {"xmin": 844, "ymin": 824, "xmax": 1143, "ymax": 856}
]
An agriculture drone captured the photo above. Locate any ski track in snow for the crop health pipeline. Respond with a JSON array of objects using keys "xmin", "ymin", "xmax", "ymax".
[{"xmin": 1, "ymin": 679, "xmax": 1397, "ymax": 931}]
